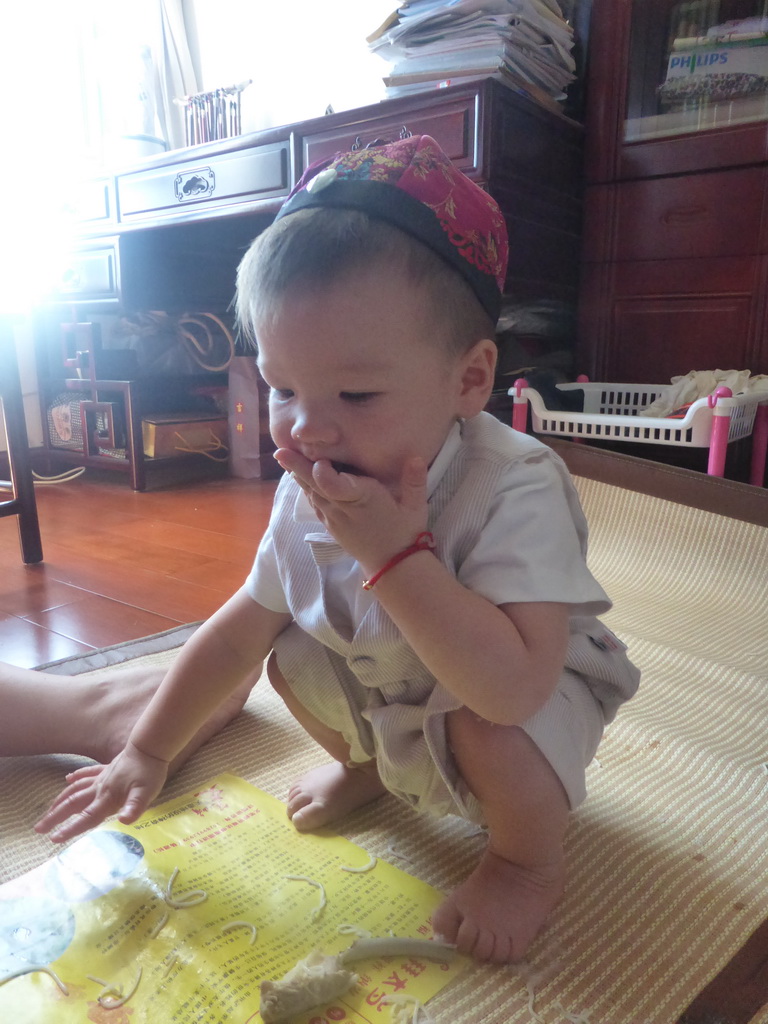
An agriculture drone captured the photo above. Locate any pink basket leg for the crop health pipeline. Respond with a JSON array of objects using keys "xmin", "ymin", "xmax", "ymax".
[
  {"xmin": 750, "ymin": 402, "xmax": 768, "ymax": 487},
  {"xmin": 511, "ymin": 378, "xmax": 528, "ymax": 433},
  {"xmin": 706, "ymin": 387, "xmax": 732, "ymax": 477}
]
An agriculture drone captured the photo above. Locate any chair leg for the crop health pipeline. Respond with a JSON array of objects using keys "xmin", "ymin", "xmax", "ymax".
[
  {"xmin": 0, "ymin": 323, "xmax": 43, "ymax": 564},
  {"xmin": 125, "ymin": 383, "xmax": 147, "ymax": 491}
]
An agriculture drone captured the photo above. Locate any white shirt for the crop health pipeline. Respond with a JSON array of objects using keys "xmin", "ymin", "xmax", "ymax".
[{"xmin": 247, "ymin": 415, "xmax": 611, "ymax": 625}]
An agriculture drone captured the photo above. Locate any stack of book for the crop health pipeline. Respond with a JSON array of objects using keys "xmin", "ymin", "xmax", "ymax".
[{"xmin": 367, "ymin": 0, "xmax": 576, "ymax": 111}]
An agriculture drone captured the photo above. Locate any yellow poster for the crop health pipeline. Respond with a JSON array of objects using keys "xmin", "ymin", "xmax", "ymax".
[{"xmin": 0, "ymin": 775, "xmax": 465, "ymax": 1023}]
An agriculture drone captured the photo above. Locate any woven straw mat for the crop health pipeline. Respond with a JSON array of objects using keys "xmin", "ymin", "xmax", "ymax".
[{"xmin": 2, "ymin": 476, "xmax": 767, "ymax": 1023}]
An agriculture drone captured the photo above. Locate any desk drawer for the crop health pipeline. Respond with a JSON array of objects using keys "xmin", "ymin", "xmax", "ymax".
[
  {"xmin": 614, "ymin": 167, "xmax": 766, "ymax": 261},
  {"xmin": 117, "ymin": 141, "xmax": 291, "ymax": 221},
  {"xmin": 301, "ymin": 97, "xmax": 478, "ymax": 176},
  {"xmin": 62, "ymin": 177, "xmax": 115, "ymax": 225},
  {"xmin": 49, "ymin": 241, "xmax": 119, "ymax": 302}
]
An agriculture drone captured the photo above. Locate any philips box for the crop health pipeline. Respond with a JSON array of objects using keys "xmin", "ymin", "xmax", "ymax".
[{"xmin": 665, "ymin": 39, "xmax": 768, "ymax": 84}]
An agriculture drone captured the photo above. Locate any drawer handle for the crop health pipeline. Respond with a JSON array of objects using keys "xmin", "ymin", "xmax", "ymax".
[
  {"xmin": 662, "ymin": 205, "xmax": 708, "ymax": 224},
  {"xmin": 350, "ymin": 125, "xmax": 413, "ymax": 151}
]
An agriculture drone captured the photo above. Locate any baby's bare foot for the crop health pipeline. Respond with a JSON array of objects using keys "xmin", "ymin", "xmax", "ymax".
[
  {"xmin": 431, "ymin": 848, "xmax": 565, "ymax": 963},
  {"xmin": 287, "ymin": 762, "xmax": 386, "ymax": 831}
]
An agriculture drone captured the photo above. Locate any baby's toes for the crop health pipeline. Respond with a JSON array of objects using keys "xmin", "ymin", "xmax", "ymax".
[
  {"xmin": 469, "ymin": 927, "xmax": 499, "ymax": 962},
  {"xmin": 290, "ymin": 801, "xmax": 328, "ymax": 831},
  {"xmin": 286, "ymin": 786, "xmax": 312, "ymax": 817},
  {"xmin": 455, "ymin": 916, "xmax": 483, "ymax": 959},
  {"xmin": 487, "ymin": 930, "xmax": 514, "ymax": 964},
  {"xmin": 431, "ymin": 899, "xmax": 462, "ymax": 945}
]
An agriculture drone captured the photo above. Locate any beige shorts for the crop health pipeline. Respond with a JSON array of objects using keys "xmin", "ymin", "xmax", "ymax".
[{"xmin": 272, "ymin": 623, "xmax": 606, "ymax": 823}]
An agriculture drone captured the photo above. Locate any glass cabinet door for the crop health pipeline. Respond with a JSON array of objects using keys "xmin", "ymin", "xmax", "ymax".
[{"xmin": 624, "ymin": 0, "xmax": 768, "ymax": 140}]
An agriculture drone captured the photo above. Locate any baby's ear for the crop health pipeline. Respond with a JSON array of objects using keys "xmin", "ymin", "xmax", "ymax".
[{"xmin": 457, "ymin": 338, "xmax": 497, "ymax": 417}]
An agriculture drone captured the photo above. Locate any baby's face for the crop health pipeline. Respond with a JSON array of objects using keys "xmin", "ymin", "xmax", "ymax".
[{"xmin": 256, "ymin": 267, "xmax": 472, "ymax": 493}]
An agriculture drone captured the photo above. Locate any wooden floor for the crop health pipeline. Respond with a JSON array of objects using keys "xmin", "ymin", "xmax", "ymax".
[{"xmin": 0, "ymin": 469, "xmax": 277, "ymax": 669}]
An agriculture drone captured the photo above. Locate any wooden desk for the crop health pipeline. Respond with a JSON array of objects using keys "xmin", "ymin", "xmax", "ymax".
[{"xmin": 34, "ymin": 79, "xmax": 583, "ymax": 489}]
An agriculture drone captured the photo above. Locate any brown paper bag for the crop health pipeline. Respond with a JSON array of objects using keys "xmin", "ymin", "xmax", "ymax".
[{"xmin": 228, "ymin": 356, "xmax": 264, "ymax": 478}]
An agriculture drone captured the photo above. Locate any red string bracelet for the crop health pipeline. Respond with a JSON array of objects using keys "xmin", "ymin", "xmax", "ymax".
[{"xmin": 362, "ymin": 532, "xmax": 436, "ymax": 590}]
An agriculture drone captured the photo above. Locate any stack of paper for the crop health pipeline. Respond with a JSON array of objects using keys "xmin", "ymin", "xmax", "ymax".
[{"xmin": 368, "ymin": 0, "xmax": 576, "ymax": 107}]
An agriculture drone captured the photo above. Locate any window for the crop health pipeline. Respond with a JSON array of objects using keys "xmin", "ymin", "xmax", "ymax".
[{"xmin": 0, "ymin": 1, "xmax": 196, "ymax": 310}]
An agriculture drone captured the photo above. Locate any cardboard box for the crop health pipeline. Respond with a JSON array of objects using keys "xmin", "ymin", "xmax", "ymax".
[
  {"xmin": 142, "ymin": 412, "xmax": 228, "ymax": 459},
  {"xmin": 664, "ymin": 38, "xmax": 768, "ymax": 98}
]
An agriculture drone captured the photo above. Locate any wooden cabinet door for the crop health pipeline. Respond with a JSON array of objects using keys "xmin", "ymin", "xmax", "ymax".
[
  {"xmin": 586, "ymin": 0, "xmax": 768, "ymax": 182},
  {"xmin": 584, "ymin": 168, "xmax": 768, "ymax": 264},
  {"xmin": 579, "ymin": 256, "xmax": 765, "ymax": 382},
  {"xmin": 613, "ymin": 168, "xmax": 768, "ymax": 262}
]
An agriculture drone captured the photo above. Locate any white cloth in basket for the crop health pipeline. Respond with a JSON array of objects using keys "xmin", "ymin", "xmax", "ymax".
[{"xmin": 641, "ymin": 369, "xmax": 768, "ymax": 417}]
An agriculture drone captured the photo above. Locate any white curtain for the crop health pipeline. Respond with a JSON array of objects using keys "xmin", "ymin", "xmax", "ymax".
[
  {"xmin": 0, "ymin": 0, "xmax": 197, "ymax": 172},
  {"xmin": 85, "ymin": 0, "xmax": 198, "ymax": 159},
  {"xmin": 152, "ymin": 0, "xmax": 200, "ymax": 150}
]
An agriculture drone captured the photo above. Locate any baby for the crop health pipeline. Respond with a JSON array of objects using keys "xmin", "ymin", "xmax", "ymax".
[{"xmin": 36, "ymin": 135, "xmax": 640, "ymax": 963}]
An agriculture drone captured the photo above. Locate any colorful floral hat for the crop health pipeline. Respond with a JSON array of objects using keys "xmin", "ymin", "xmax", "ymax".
[{"xmin": 274, "ymin": 134, "xmax": 509, "ymax": 323}]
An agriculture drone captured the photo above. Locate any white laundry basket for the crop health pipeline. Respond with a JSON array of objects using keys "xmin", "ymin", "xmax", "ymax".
[{"xmin": 508, "ymin": 379, "xmax": 768, "ymax": 483}]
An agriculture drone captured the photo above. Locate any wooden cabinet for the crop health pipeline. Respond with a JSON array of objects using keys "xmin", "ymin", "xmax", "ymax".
[
  {"xmin": 35, "ymin": 79, "xmax": 584, "ymax": 489},
  {"xmin": 579, "ymin": 0, "xmax": 768, "ymax": 383}
]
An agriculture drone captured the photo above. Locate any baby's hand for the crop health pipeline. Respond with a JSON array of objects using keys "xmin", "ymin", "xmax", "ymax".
[
  {"xmin": 35, "ymin": 742, "xmax": 169, "ymax": 843},
  {"xmin": 274, "ymin": 448, "xmax": 429, "ymax": 571}
]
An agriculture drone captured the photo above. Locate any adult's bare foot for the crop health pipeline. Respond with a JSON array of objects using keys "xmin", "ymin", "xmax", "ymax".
[
  {"xmin": 0, "ymin": 660, "xmax": 257, "ymax": 771},
  {"xmin": 287, "ymin": 761, "xmax": 386, "ymax": 831},
  {"xmin": 89, "ymin": 669, "xmax": 257, "ymax": 771},
  {"xmin": 168, "ymin": 677, "xmax": 256, "ymax": 774}
]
